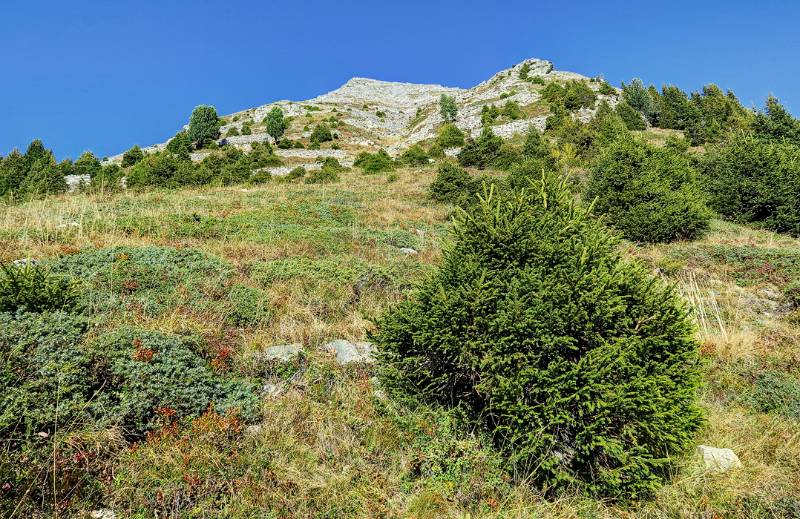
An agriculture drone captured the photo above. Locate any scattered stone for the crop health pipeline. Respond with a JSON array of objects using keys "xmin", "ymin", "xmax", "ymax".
[
  {"xmin": 697, "ymin": 445, "xmax": 742, "ymax": 472},
  {"xmin": 65, "ymin": 174, "xmax": 90, "ymax": 193},
  {"xmin": 261, "ymin": 382, "xmax": 282, "ymax": 397},
  {"xmin": 12, "ymin": 258, "xmax": 39, "ymax": 268},
  {"xmin": 261, "ymin": 343, "xmax": 303, "ymax": 362},
  {"xmin": 57, "ymin": 221, "xmax": 80, "ymax": 229},
  {"xmin": 244, "ymin": 424, "xmax": 263, "ymax": 436},
  {"xmin": 89, "ymin": 510, "xmax": 116, "ymax": 519},
  {"xmin": 399, "ymin": 247, "xmax": 418, "ymax": 256},
  {"xmin": 322, "ymin": 339, "xmax": 376, "ymax": 365}
]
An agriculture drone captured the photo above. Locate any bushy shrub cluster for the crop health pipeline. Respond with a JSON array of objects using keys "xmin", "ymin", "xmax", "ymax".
[
  {"xmin": 311, "ymin": 122, "xmax": 333, "ymax": 143},
  {"xmin": 428, "ymin": 161, "xmax": 477, "ymax": 204},
  {"xmin": 188, "ymin": 105, "xmax": 222, "ymax": 148},
  {"xmin": 439, "ymin": 94, "xmax": 458, "ymax": 122},
  {"xmin": 305, "ymin": 157, "xmax": 343, "ymax": 184},
  {"xmin": 398, "ymin": 144, "xmax": 430, "ymax": 166},
  {"xmin": 436, "ymin": 123, "xmax": 465, "ymax": 148},
  {"xmin": 542, "ymin": 80, "xmax": 597, "ymax": 110},
  {"xmin": 121, "ymin": 145, "xmax": 144, "ymax": 167},
  {"xmin": 354, "ymin": 149, "xmax": 394, "ymax": 173},
  {"xmin": 622, "ymin": 81, "xmax": 754, "ymax": 145},
  {"xmin": 587, "ymin": 134, "xmax": 711, "ymax": 243},
  {"xmin": 458, "ymin": 128, "xmax": 504, "ymax": 169},
  {"xmin": 124, "ymin": 143, "xmax": 281, "ymax": 189},
  {"xmin": 0, "ymin": 140, "xmax": 68, "ymax": 199},
  {"xmin": 0, "ymin": 281, "xmax": 257, "ymax": 515},
  {"xmin": 373, "ymin": 172, "xmax": 704, "ymax": 499},
  {"xmin": 701, "ymin": 132, "xmax": 800, "ymax": 236},
  {"xmin": 615, "ymin": 100, "xmax": 646, "ymax": 130},
  {"xmin": 50, "ymin": 245, "xmax": 233, "ymax": 317},
  {"xmin": 0, "ymin": 262, "xmax": 79, "ymax": 313}
]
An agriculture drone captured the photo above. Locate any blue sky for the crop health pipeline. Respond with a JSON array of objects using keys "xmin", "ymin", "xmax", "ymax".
[{"xmin": 2, "ymin": 0, "xmax": 798, "ymax": 160}]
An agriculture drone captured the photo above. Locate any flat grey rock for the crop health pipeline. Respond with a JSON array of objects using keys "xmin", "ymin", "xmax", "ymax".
[
  {"xmin": 261, "ymin": 343, "xmax": 302, "ymax": 362},
  {"xmin": 399, "ymin": 247, "xmax": 418, "ymax": 256},
  {"xmin": 697, "ymin": 445, "xmax": 742, "ymax": 472},
  {"xmin": 323, "ymin": 339, "xmax": 376, "ymax": 365}
]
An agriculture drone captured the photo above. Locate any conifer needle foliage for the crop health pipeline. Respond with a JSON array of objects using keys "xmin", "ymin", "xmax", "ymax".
[{"xmin": 372, "ymin": 173, "xmax": 704, "ymax": 499}]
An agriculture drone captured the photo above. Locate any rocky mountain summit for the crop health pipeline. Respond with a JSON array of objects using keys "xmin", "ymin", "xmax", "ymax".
[{"xmin": 108, "ymin": 58, "xmax": 618, "ymax": 170}]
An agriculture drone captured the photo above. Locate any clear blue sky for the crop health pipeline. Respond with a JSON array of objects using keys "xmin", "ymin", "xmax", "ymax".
[{"xmin": 2, "ymin": 0, "xmax": 798, "ymax": 160}]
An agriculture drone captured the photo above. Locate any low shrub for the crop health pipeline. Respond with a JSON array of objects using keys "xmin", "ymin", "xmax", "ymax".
[
  {"xmin": 372, "ymin": 172, "xmax": 703, "ymax": 499},
  {"xmin": 0, "ymin": 314, "xmax": 258, "ymax": 515},
  {"xmin": 121, "ymin": 145, "xmax": 144, "ymax": 167},
  {"xmin": 428, "ymin": 161, "xmax": 475, "ymax": 204},
  {"xmin": 285, "ymin": 166, "xmax": 307, "ymax": 181},
  {"xmin": 458, "ymin": 128, "xmax": 503, "ymax": 170},
  {"xmin": 615, "ymin": 100, "xmax": 646, "ymax": 131},
  {"xmin": 0, "ymin": 262, "xmax": 79, "ymax": 313},
  {"xmin": 543, "ymin": 80, "xmax": 597, "ymax": 110},
  {"xmin": 354, "ymin": 149, "xmax": 394, "ymax": 174},
  {"xmin": 744, "ymin": 370, "xmax": 800, "ymax": 419},
  {"xmin": 49, "ymin": 246, "xmax": 232, "ymax": 317},
  {"xmin": 399, "ymin": 144, "xmax": 430, "ymax": 166},
  {"xmin": 305, "ymin": 165, "xmax": 340, "ymax": 184},
  {"xmin": 436, "ymin": 123, "xmax": 465, "ymax": 148},
  {"xmin": 311, "ymin": 123, "xmax": 333, "ymax": 143}
]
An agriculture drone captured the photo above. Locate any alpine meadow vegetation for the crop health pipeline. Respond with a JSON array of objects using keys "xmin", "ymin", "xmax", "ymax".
[{"xmin": 2, "ymin": 59, "xmax": 800, "ymax": 518}]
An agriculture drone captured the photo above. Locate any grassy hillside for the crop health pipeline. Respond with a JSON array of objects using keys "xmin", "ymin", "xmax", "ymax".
[{"xmin": 2, "ymin": 164, "xmax": 799, "ymax": 517}]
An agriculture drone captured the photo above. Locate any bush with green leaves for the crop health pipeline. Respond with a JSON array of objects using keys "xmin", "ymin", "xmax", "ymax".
[
  {"xmin": 305, "ymin": 163, "xmax": 340, "ymax": 184},
  {"xmin": 0, "ymin": 312, "xmax": 258, "ymax": 515},
  {"xmin": 188, "ymin": 105, "xmax": 221, "ymax": 148},
  {"xmin": 165, "ymin": 130, "xmax": 193, "ymax": 158},
  {"xmin": 0, "ymin": 262, "xmax": 79, "ymax": 313},
  {"xmin": 752, "ymin": 96, "xmax": 800, "ymax": 145},
  {"xmin": 587, "ymin": 135, "xmax": 710, "ymax": 243},
  {"xmin": 264, "ymin": 107, "xmax": 288, "ymax": 142},
  {"xmin": 615, "ymin": 100, "xmax": 646, "ymax": 130},
  {"xmin": 126, "ymin": 150, "xmax": 197, "ymax": 188},
  {"xmin": 622, "ymin": 78, "xmax": 658, "ymax": 124},
  {"xmin": 542, "ymin": 80, "xmax": 597, "ymax": 110},
  {"xmin": 744, "ymin": 370, "xmax": 800, "ymax": 419},
  {"xmin": 0, "ymin": 140, "xmax": 67, "ymax": 199},
  {"xmin": 310, "ymin": 122, "xmax": 333, "ymax": 143},
  {"xmin": 372, "ymin": 173, "xmax": 703, "ymax": 499},
  {"xmin": 354, "ymin": 149, "xmax": 394, "ymax": 173},
  {"xmin": 285, "ymin": 166, "xmax": 307, "ymax": 181},
  {"xmin": 50, "ymin": 246, "xmax": 233, "ymax": 317},
  {"xmin": 458, "ymin": 128, "xmax": 503, "ymax": 169},
  {"xmin": 502, "ymin": 100, "xmax": 523, "ymax": 120},
  {"xmin": 439, "ymin": 94, "xmax": 458, "ymax": 123},
  {"xmin": 399, "ymin": 144, "xmax": 430, "ymax": 166},
  {"xmin": 701, "ymin": 133, "xmax": 800, "ymax": 236},
  {"xmin": 436, "ymin": 122, "xmax": 465, "ymax": 148},
  {"xmin": 428, "ymin": 161, "xmax": 475, "ymax": 204},
  {"xmin": 121, "ymin": 145, "xmax": 144, "ymax": 167}
]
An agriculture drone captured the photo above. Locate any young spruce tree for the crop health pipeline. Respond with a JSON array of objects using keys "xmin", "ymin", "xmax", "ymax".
[{"xmin": 372, "ymin": 172, "xmax": 703, "ymax": 499}]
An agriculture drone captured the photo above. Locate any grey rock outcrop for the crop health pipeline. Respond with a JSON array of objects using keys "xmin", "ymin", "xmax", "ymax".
[
  {"xmin": 261, "ymin": 343, "xmax": 303, "ymax": 362},
  {"xmin": 697, "ymin": 445, "xmax": 742, "ymax": 472},
  {"xmin": 322, "ymin": 339, "xmax": 376, "ymax": 365}
]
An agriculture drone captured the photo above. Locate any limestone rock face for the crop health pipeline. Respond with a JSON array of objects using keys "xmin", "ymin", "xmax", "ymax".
[
  {"xmin": 105, "ymin": 58, "xmax": 618, "ymax": 166},
  {"xmin": 697, "ymin": 445, "xmax": 742, "ymax": 472}
]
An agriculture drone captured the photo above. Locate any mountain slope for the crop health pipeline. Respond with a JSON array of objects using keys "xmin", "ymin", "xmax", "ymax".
[{"xmin": 108, "ymin": 58, "xmax": 618, "ymax": 168}]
